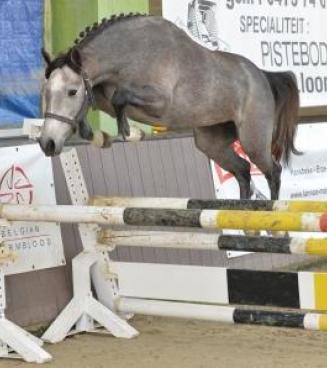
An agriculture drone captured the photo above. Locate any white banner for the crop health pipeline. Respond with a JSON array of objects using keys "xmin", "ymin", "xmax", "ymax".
[
  {"xmin": 163, "ymin": 0, "xmax": 327, "ymax": 106},
  {"xmin": 211, "ymin": 123, "xmax": 327, "ymax": 200},
  {"xmin": 0, "ymin": 145, "xmax": 65, "ymax": 275}
]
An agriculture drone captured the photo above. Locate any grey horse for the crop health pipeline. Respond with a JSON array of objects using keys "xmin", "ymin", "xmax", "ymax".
[{"xmin": 39, "ymin": 14, "xmax": 300, "ymax": 200}]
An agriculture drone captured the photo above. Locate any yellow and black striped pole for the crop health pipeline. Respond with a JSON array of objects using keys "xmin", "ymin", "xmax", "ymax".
[
  {"xmin": 218, "ymin": 235, "xmax": 327, "ymax": 256},
  {"xmin": 123, "ymin": 208, "xmax": 327, "ymax": 232}
]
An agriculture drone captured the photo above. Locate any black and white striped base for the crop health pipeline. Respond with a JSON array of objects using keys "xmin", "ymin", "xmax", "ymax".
[{"xmin": 118, "ymin": 298, "xmax": 327, "ymax": 331}]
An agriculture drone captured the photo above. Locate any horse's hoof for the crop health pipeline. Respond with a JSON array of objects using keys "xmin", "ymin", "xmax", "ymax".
[
  {"xmin": 125, "ymin": 126, "xmax": 145, "ymax": 142},
  {"xmin": 101, "ymin": 132, "xmax": 112, "ymax": 148},
  {"xmin": 92, "ymin": 130, "xmax": 112, "ymax": 148}
]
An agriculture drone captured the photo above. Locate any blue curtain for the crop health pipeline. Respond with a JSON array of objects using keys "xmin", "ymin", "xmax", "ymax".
[{"xmin": 0, "ymin": 0, "xmax": 43, "ymax": 127}]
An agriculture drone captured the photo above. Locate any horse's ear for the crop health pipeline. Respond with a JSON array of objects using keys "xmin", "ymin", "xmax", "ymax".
[
  {"xmin": 70, "ymin": 47, "xmax": 82, "ymax": 69},
  {"xmin": 41, "ymin": 48, "xmax": 52, "ymax": 65}
]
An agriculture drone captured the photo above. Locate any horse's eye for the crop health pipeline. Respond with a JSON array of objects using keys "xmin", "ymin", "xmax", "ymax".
[{"xmin": 68, "ymin": 89, "xmax": 77, "ymax": 97}]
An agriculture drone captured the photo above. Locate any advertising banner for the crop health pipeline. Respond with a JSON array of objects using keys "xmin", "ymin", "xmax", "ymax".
[
  {"xmin": 163, "ymin": 0, "xmax": 327, "ymax": 106},
  {"xmin": 211, "ymin": 123, "xmax": 327, "ymax": 200},
  {"xmin": 0, "ymin": 144, "xmax": 65, "ymax": 275}
]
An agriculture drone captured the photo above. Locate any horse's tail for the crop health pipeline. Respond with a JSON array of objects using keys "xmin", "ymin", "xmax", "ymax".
[{"xmin": 263, "ymin": 70, "xmax": 300, "ymax": 165}]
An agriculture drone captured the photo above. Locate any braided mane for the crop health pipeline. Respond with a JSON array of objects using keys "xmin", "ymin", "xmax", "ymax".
[
  {"xmin": 44, "ymin": 13, "xmax": 147, "ymax": 78},
  {"xmin": 73, "ymin": 12, "xmax": 147, "ymax": 47}
]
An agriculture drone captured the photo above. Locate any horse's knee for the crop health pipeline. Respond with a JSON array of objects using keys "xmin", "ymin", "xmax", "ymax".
[
  {"xmin": 193, "ymin": 129, "xmax": 210, "ymax": 152},
  {"xmin": 79, "ymin": 119, "xmax": 94, "ymax": 141},
  {"xmin": 92, "ymin": 130, "xmax": 112, "ymax": 148}
]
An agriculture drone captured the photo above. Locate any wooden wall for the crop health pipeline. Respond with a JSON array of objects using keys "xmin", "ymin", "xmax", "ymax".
[{"xmin": 149, "ymin": 0, "xmax": 162, "ymax": 15}]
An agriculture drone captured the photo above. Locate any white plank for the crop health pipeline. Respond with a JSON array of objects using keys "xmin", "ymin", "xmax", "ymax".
[
  {"xmin": 113, "ymin": 262, "xmax": 229, "ymax": 304},
  {"xmin": 298, "ymin": 272, "xmax": 315, "ymax": 310},
  {"xmin": 118, "ymin": 298, "xmax": 235, "ymax": 323}
]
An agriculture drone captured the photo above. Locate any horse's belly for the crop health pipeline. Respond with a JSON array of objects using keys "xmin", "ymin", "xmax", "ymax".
[
  {"xmin": 126, "ymin": 106, "xmax": 169, "ymax": 127},
  {"xmin": 168, "ymin": 83, "xmax": 237, "ymax": 127},
  {"xmin": 162, "ymin": 105, "xmax": 233, "ymax": 128}
]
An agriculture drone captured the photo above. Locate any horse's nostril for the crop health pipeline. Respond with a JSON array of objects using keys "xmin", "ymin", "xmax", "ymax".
[{"xmin": 45, "ymin": 139, "xmax": 55, "ymax": 156}]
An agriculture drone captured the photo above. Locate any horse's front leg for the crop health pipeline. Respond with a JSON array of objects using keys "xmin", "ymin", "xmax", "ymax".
[
  {"xmin": 111, "ymin": 84, "xmax": 169, "ymax": 140},
  {"xmin": 111, "ymin": 89, "xmax": 131, "ymax": 140},
  {"xmin": 78, "ymin": 118, "xmax": 94, "ymax": 140}
]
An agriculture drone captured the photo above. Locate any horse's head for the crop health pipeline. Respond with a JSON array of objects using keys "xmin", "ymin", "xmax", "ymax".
[{"xmin": 39, "ymin": 48, "xmax": 89, "ymax": 156}]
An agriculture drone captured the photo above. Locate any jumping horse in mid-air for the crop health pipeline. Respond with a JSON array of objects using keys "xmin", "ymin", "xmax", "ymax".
[{"xmin": 39, "ymin": 14, "xmax": 300, "ymax": 200}]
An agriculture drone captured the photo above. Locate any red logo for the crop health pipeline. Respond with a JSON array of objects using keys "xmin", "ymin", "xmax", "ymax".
[
  {"xmin": 214, "ymin": 141, "xmax": 263, "ymax": 184},
  {"xmin": 0, "ymin": 165, "xmax": 34, "ymax": 204}
]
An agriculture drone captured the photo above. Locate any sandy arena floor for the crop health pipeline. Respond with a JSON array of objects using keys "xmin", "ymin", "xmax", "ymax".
[{"xmin": 1, "ymin": 315, "xmax": 327, "ymax": 368}]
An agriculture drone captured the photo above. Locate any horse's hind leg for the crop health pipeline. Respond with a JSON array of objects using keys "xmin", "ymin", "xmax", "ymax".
[
  {"xmin": 194, "ymin": 122, "xmax": 252, "ymax": 199},
  {"xmin": 269, "ymin": 161, "xmax": 282, "ymax": 199},
  {"xmin": 237, "ymin": 118, "xmax": 282, "ymax": 200}
]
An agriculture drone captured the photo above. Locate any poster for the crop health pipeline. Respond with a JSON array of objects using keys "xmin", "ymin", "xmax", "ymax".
[
  {"xmin": 0, "ymin": 144, "xmax": 65, "ymax": 275},
  {"xmin": 163, "ymin": 0, "xmax": 327, "ymax": 106},
  {"xmin": 211, "ymin": 123, "xmax": 327, "ymax": 200}
]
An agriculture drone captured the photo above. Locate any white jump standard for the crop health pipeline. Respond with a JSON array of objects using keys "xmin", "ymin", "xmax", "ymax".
[
  {"xmin": 41, "ymin": 149, "xmax": 138, "ymax": 345},
  {"xmin": 0, "ymin": 247, "xmax": 51, "ymax": 363}
]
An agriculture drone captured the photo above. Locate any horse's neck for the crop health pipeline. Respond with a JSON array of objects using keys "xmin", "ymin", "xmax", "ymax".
[{"xmin": 78, "ymin": 22, "xmax": 150, "ymax": 85}]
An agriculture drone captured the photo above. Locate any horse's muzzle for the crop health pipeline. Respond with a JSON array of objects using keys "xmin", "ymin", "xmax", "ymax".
[{"xmin": 39, "ymin": 137, "xmax": 58, "ymax": 157}]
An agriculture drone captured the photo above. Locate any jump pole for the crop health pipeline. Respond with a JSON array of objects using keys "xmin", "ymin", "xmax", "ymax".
[
  {"xmin": 90, "ymin": 195, "xmax": 327, "ymax": 213},
  {"xmin": 98, "ymin": 230, "xmax": 327, "ymax": 256},
  {"xmin": 2, "ymin": 205, "xmax": 327, "ymax": 232},
  {"xmin": 117, "ymin": 298, "xmax": 327, "ymax": 331}
]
